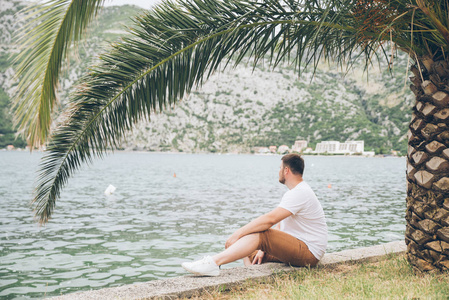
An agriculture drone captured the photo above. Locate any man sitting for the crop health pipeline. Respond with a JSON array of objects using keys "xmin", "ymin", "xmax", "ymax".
[{"xmin": 182, "ymin": 153, "xmax": 328, "ymax": 276}]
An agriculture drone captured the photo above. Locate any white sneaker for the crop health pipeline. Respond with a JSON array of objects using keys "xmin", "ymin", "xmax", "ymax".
[{"xmin": 181, "ymin": 256, "xmax": 220, "ymax": 276}]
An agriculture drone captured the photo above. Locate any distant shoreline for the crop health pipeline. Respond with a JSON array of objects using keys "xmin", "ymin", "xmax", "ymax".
[{"xmin": 1, "ymin": 147, "xmax": 404, "ymax": 158}]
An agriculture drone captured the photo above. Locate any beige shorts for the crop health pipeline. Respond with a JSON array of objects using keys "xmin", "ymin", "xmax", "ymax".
[{"xmin": 248, "ymin": 229, "xmax": 319, "ymax": 267}]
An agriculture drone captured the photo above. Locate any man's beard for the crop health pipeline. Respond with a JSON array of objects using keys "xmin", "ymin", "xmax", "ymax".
[{"xmin": 279, "ymin": 176, "xmax": 285, "ymax": 184}]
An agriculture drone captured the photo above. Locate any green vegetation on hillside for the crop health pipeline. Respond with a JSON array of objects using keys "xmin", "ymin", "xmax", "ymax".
[
  {"xmin": 251, "ymin": 70, "xmax": 410, "ymax": 153},
  {"xmin": 0, "ymin": 88, "xmax": 26, "ymax": 148},
  {"xmin": 0, "ymin": 53, "xmax": 9, "ymax": 72},
  {"xmin": 172, "ymin": 56, "xmax": 412, "ymax": 154}
]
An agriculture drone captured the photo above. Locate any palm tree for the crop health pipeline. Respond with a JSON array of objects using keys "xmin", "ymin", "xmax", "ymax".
[
  {"xmin": 12, "ymin": 0, "xmax": 105, "ymax": 148},
  {"xmin": 14, "ymin": 0, "xmax": 449, "ymax": 272}
]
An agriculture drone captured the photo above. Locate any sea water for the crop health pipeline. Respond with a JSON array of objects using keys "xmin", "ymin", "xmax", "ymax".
[{"xmin": 0, "ymin": 151, "xmax": 405, "ymax": 299}]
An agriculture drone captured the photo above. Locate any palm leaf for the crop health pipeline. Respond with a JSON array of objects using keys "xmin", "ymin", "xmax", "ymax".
[
  {"xmin": 32, "ymin": 0, "xmax": 449, "ymax": 223},
  {"xmin": 12, "ymin": 0, "xmax": 105, "ymax": 148}
]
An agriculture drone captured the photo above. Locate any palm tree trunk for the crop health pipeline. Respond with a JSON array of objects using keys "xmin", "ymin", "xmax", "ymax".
[{"xmin": 406, "ymin": 56, "xmax": 449, "ymax": 272}]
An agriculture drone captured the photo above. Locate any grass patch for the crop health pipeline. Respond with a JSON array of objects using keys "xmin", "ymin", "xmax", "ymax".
[{"xmin": 185, "ymin": 254, "xmax": 449, "ymax": 299}]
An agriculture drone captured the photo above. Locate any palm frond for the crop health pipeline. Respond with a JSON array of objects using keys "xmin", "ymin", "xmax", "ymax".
[
  {"xmin": 390, "ymin": 0, "xmax": 449, "ymax": 58},
  {"xmin": 12, "ymin": 0, "xmax": 105, "ymax": 148},
  {"xmin": 415, "ymin": 0, "xmax": 449, "ymax": 49},
  {"xmin": 32, "ymin": 0, "xmax": 449, "ymax": 223}
]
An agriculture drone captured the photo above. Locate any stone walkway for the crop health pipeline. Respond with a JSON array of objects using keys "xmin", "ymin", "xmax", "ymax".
[{"xmin": 51, "ymin": 240, "xmax": 406, "ymax": 299}]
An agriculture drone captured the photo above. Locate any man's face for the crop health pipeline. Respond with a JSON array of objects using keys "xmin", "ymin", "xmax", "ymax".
[{"xmin": 279, "ymin": 162, "xmax": 286, "ymax": 184}]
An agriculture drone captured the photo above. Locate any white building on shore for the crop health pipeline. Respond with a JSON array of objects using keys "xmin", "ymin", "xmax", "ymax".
[
  {"xmin": 292, "ymin": 140, "xmax": 308, "ymax": 152},
  {"xmin": 278, "ymin": 145, "xmax": 290, "ymax": 154},
  {"xmin": 315, "ymin": 140, "xmax": 364, "ymax": 154}
]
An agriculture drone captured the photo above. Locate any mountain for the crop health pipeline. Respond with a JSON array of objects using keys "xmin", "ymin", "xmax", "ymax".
[{"xmin": 0, "ymin": 1, "xmax": 413, "ymax": 153}]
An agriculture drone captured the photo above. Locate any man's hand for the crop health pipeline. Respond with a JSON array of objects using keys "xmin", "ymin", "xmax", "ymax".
[
  {"xmin": 252, "ymin": 250, "xmax": 265, "ymax": 264},
  {"xmin": 225, "ymin": 231, "xmax": 241, "ymax": 249}
]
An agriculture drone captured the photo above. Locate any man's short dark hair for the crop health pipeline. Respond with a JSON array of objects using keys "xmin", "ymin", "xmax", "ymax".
[{"xmin": 281, "ymin": 153, "xmax": 305, "ymax": 175}]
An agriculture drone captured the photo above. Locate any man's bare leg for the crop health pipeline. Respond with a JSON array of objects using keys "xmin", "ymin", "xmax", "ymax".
[
  {"xmin": 212, "ymin": 233, "xmax": 259, "ymax": 266},
  {"xmin": 243, "ymin": 257, "xmax": 252, "ymax": 266}
]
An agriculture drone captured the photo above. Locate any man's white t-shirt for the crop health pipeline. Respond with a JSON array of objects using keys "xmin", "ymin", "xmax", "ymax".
[{"xmin": 278, "ymin": 181, "xmax": 328, "ymax": 260}]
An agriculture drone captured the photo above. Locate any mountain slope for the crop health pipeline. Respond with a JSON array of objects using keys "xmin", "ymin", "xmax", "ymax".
[
  {"xmin": 0, "ymin": 1, "xmax": 413, "ymax": 153},
  {"xmin": 126, "ymin": 55, "xmax": 412, "ymax": 154}
]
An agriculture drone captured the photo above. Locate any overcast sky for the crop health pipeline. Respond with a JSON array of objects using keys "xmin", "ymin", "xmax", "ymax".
[{"xmin": 104, "ymin": 0, "xmax": 161, "ymax": 9}]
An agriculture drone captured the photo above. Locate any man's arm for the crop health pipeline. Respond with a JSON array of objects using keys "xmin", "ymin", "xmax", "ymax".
[{"xmin": 225, "ymin": 207, "xmax": 292, "ymax": 248}]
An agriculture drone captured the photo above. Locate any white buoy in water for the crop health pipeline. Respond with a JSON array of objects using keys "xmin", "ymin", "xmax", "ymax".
[{"xmin": 104, "ymin": 184, "xmax": 116, "ymax": 195}]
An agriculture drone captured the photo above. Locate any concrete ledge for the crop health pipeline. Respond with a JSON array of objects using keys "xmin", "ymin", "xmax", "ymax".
[
  {"xmin": 319, "ymin": 240, "xmax": 407, "ymax": 265},
  {"xmin": 51, "ymin": 240, "xmax": 406, "ymax": 299}
]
